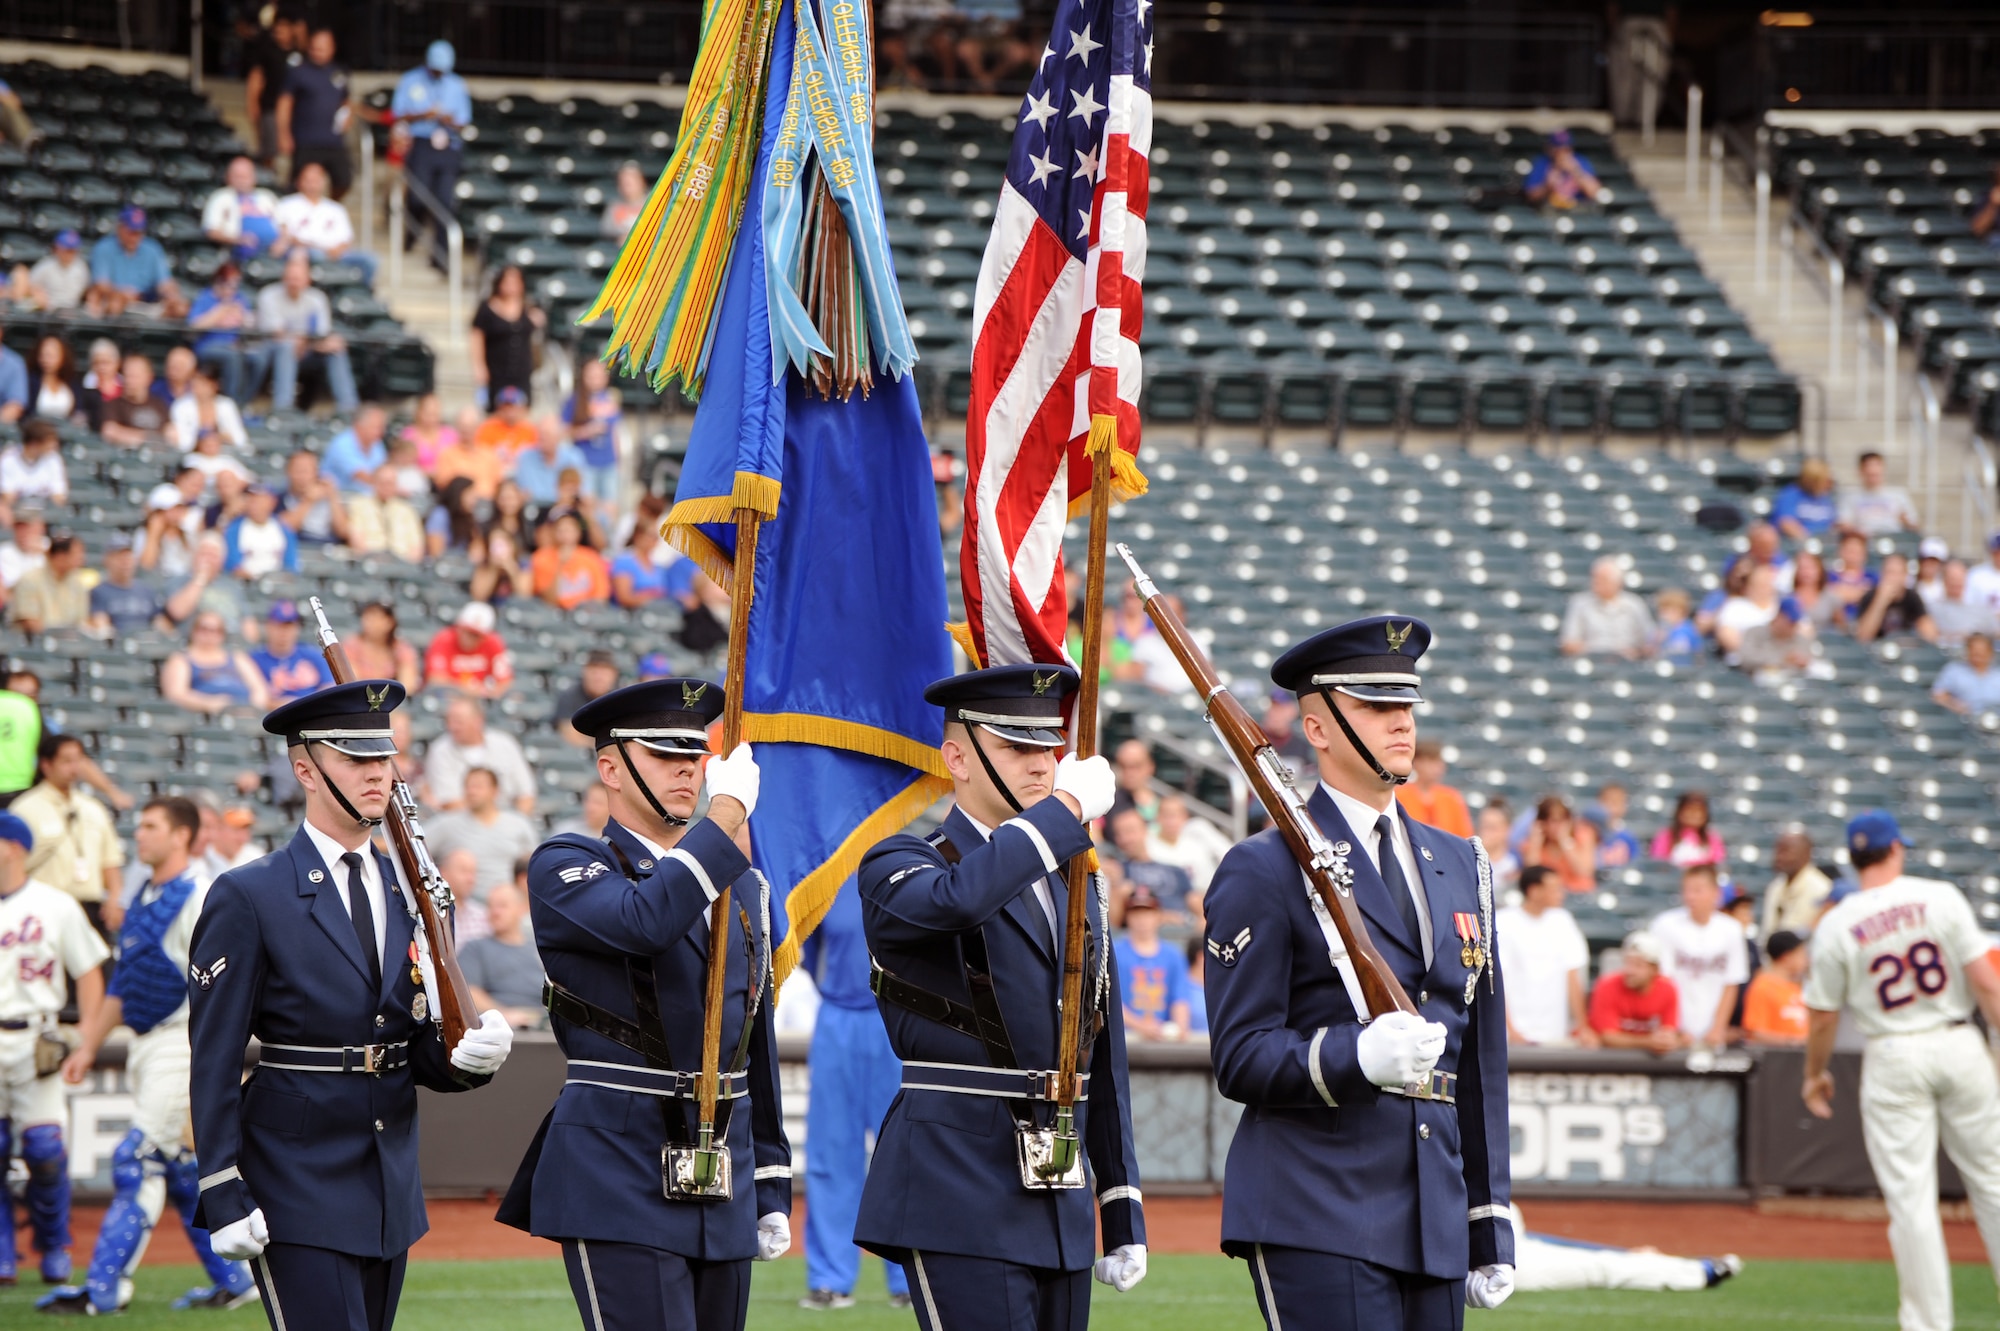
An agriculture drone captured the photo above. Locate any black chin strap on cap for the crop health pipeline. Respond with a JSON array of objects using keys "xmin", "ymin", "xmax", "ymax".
[
  {"xmin": 304, "ymin": 742, "xmax": 385, "ymax": 829},
  {"xmin": 615, "ymin": 739, "xmax": 692, "ymax": 829},
  {"xmin": 1316, "ymin": 689, "xmax": 1407, "ymax": 788},
  {"xmin": 963, "ymin": 725, "xmax": 1026, "ymax": 815}
]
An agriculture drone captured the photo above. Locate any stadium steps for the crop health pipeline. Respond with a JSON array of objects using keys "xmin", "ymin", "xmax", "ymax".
[{"xmin": 1622, "ymin": 131, "xmax": 1984, "ymax": 549}]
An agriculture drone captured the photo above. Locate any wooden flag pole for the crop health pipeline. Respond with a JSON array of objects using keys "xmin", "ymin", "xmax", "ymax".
[
  {"xmin": 692, "ymin": 508, "xmax": 761, "ymax": 1187},
  {"xmin": 1047, "ymin": 432, "xmax": 1116, "ymax": 1176}
]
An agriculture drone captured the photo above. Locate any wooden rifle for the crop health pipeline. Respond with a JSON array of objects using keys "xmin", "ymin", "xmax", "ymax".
[
  {"xmin": 307, "ymin": 597, "xmax": 480, "ymax": 1053},
  {"xmin": 1113, "ymin": 546, "xmax": 1416, "ymax": 1020}
]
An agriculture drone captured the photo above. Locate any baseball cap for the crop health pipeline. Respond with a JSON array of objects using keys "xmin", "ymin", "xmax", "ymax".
[
  {"xmin": 1124, "ymin": 884, "xmax": 1162, "ymax": 912},
  {"xmin": 426, "ymin": 39, "xmax": 456, "ymax": 72},
  {"xmin": 1846, "ymin": 809, "xmax": 1909, "ymax": 855},
  {"xmin": 1919, "ymin": 537, "xmax": 1949, "ymax": 561},
  {"xmin": 1767, "ymin": 930, "xmax": 1805, "ymax": 963},
  {"xmin": 455, "ymin": 601, "xmax": 497, "ymax": 632},
  {"xmin": 0, "ymin": 812, "xmax": 33, "ymax": 852},
  {"xmin": 495, "ymin": 386, "xmax": 527, "ymax": 407},
  {"xmin": 266, "ymin": 600, "xmax": 300, "ymax": 624},
  {"xmin": 1719, "ymin": 882, "xmax": 1747, "ymax": 908},
  {"xmin": 1546, "ymin": 128, "xmax": 1573, "ymax": 148},
  {"xmin": 1776, "ymin": 596, "xmax": 1805, "ymax": 623},
  {"xmin": 119, "ymin": 205, "xmax": 147, "ymax": 230},
  {"xmin": 637, "ymin": 651, "xmax": 675, "ymax": 680},
  {"xmin": 106, "ymin": 531, "xmax": 136, "ymax": 553},
  {"xmin": 223, "ymin": 806, "xmax": 257, "ymax": 829},
  {"xmin": 1987, "ymin": 532, "xmax": 2000, "ymax": 552},
  {"xmin": 1621, "ymin": 930, "xmax": 1663, "ymax": 964},
  {"xmin": 147, "ymin": 483, "xmax": 187, "ymax": 511},
  {"xmin": 53, "ymin": 229, "xmax": 80, "ymax": 250}
]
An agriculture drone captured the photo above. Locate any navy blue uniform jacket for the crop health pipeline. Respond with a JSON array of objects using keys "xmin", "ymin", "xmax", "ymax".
[
  {"xmin": 855, "ymin": 798, "xmax": 1145, "ymax": 1272},
  {"xmin": 1203, "ymin": 787, "xmax": 1512, "ymax": 1279},
  {"xmin": 500, "ymin": 817, "xmax": 791, "ymax": 1259},
  {"xmin": 188, "ymin": 829, "xmax": 484, "ymax": 1258}
]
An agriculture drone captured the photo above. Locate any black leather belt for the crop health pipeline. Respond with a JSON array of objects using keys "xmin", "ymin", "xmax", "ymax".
[
  {"xmin": 257, "ymin": 1042, "xmax": 410, "ymax": 1074},
  {"xmin": 564, "ymin": 1059, "xmax": 748, "ymax": 1100},
  {"xmin": 0, "ymin": 1018, "xmax": 38, "ymax": 1031},
  {"xmin": 900, "ymin": 1061, "xmax": 1090, "ymax": 1102}
]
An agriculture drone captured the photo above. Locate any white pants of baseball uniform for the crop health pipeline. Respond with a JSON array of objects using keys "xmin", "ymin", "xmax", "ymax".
[
  {"xmin": 1861, "ymin": 1024, "xmax": 2000, "ymax": 1331},
  {"xmin": 126, "ymin": 1021, "xmax": 194, "ymax": 1150},
  {"xmin": 0, "ymin": 1028, "xmax": 65, "ymax": 1132},
  {"xmin": 1509, "ymin": 1206, "xmax": 1714, "ymax": 1292}
]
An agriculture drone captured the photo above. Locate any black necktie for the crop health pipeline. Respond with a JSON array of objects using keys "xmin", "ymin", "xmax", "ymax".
[
  {"xmin": 1375, "ymin": 816, "xmax": 1424, "ymax": 950},
  {"xmin": 342, "ymin": 851, "xmax": 381, "ymax": 988}
]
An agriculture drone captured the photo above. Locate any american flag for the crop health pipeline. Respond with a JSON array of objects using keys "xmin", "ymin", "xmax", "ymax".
[{"xmin": 960, "ymin": 0, "xmax": 1153, "ymax": 670}]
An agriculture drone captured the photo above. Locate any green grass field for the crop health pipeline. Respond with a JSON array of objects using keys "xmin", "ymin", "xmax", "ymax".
[{"xmin": 13, "ymin": 1255, "xmax": 2000, "ymax": 1329}]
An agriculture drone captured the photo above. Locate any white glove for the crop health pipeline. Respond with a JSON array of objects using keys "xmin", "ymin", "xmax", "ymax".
[
  {"xmin": 756, "ymin": 1211, "xmax": 791, "ymax": 1261},
  {"xmin": 705, "ymin": 743, "xmax": 761, "ymax": 819},
  {"xmin": 450, "ymin": 1009, "xmax": 515, "ymax": 1077},
  {"xmin": 1053, "ymin": 753, "xmax": 1115, "ymax": 822},
  {"xmin": 1465, "ymin": 1263, "xmax": 1515, "ymax": 1309},
  {"xmin": 210, "ymin": 1208, "xmax": 269, "ymax": 1262},
  {"xmin": 1093, "ymin": 1243, "xmax": 1147, "ymax": 1292},
  {"xmin": 1354, "ymin": 1011, "xmax": 1448, "ymax": 1091}
]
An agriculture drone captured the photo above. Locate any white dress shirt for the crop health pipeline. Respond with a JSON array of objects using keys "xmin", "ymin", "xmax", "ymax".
[
  {"xmin": 1319, "ymin": 781, "xmax": 1431, "ymax": 961},
  {"xmin": 301, "ymin": 818, "xmax": 390, "ymax": 967},
  {"xmin": 959, "ymin": 808, "xmax": 1061, "ymax": 942}
]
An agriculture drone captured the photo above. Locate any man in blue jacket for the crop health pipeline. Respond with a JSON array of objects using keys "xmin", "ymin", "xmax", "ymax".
[
  {"xmin": 499, "ymin": 678, "xmax": 790, "ymax": 1331},
  {"xmin": 856, "ymin": 663, "xmax": 1144, "ymax": 1330},
  {"xmin": 1203, "ymin": 616, "xmax": 1513, "ymax": 1329},
  {"xmin": 187, "ymin": 680, "xmax": 516, "ymax": 1331}
]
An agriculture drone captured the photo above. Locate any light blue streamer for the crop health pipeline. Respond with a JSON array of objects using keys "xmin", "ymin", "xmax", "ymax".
[
  {"xmin": 761, "ymin": 0, "xmax": 833, "ymax": 383},
  {"xmin": 791, "ymin": 0, "xmax": 917, "ymax": 380}
]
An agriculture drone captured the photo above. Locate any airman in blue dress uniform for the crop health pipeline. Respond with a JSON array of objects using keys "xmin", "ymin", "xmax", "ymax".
[
  {"xmin": 498, "ymin": 679, "xmax": 790, "ymax": 1331},
  {"xmin": 1202, "ymin": 617, "xmax": 1513, "ymax": 1330},
  {"xmin": 855, "ymin": 663, "xmax": 1146, "ymax": 1331},
  {"xmin": 188, "ymin": 681, "xmax": 516, "ymax": 1331}
]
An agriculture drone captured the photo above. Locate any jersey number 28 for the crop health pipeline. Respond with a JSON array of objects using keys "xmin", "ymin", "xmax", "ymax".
[{"xmin": 1871, "ymin": 941, "xmax": 1949, "ymax": 1010}]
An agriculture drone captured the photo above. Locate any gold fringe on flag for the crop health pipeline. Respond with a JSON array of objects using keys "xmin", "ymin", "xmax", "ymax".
[{"xmin": 583, "ymin": 0, "xmax": 786, "ymax": 397}]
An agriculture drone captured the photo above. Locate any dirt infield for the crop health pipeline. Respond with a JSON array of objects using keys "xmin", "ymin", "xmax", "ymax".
[{"xmin": 67, "ymin": 1193, "xmax": 1992, "ymax": 1268}]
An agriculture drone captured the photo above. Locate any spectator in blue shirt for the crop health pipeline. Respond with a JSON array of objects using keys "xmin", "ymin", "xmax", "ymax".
[
  {"xmin": 392, "ymin": 40, "xmax": 472, "ymax": 272},
  {"xmin": 1525, "ymin": 129, "xmax": 1602, "ymax": 210},
  {"xmin": 186, "ymin": 261, "xmax": 274, "ymax": 406},
  {"xmin": 608, "ymin": 519, "xmax": 695, "ymax": 610},
  {"xmin": 1772, "ymin": 457, "xmax": 1838, "ymax": 543},
  {"xmin": 85, "ymin": 535, "xmax": 167, "ymax": 636},
  {"xmin": 561, "ymin": 356, "xmax": 622, "ymax": 511},
  {"xmin": 320, "ymin": 404, "xmax": 390, "ymax": 494},
  {"xmin": 1184, "ymin": 936, "xmax": 1209, "ymax": 1036},
  {"xmin": 87, "ymin": 207, "xmax": 188, "ymax": 318},
  {"xmin": 1934, "ymin": 633, "xmax": 2000, "ymax": 717},
  {"xmin": 511, "ymin": 417, "xmax": 588, "ymax": 507},
  {"xmin": 250, "ymin": 600, "xmax": 333, "ymax": 704},
  {"xmin": 0, "ymin": 319, "xmax": 26, "ymax": 423},
  {"xmin": 278, "ymin": 28, "xmax": 354, "ymax": 196},
  {"xmin": 1113, "ymin": 885, "xmax": 1194, "ymax": 1041}
]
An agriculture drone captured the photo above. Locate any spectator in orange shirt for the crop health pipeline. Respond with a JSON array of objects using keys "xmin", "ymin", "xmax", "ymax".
[
  {"xmin": 422, "ymin": 600, "xmax": 516, "ymax": 698},
  {"xmin": 433, "ymin": 428, "xmax": 508, "ymax": 501},
  {"xmin": 1740, "ymin": 930, "xmax": 1810, "ymax": 1046},
  {"xmin": 473, "ymin": 384, "xmax": 537, "ymax": 457},
  {"xmin": 1396, "ymin": 738, "xmax": 1472, "ymax": 836},
  {"xmin": 530, "ymin": 510, "xmax": 610, "ymax": 610}
]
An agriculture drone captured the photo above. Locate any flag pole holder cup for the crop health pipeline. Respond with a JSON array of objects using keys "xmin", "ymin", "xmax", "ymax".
[
  {"xmin": 664, "ymin": 1128, "xmax": 733, "ymax": 1202},
  {"xmin": 1017, "ymin": 1111, "xmax": 1085, "ymax": 1190}
]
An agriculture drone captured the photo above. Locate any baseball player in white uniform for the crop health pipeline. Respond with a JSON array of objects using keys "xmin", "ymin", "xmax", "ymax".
[
  {"xmin": 0, "ymin": 810, "xmax": 109, "ymax": 1286},
  {"xmin": 1508, "ymin": 1205, "xmax": 1740, "ymax": 1293},
  {"xmin": 39, "ymin": 795, "xmax": 256, "ymax": 1314},
  {"xmin": 1803, "ymin": 810, "xmax": 2000, "ymax": 1331}
]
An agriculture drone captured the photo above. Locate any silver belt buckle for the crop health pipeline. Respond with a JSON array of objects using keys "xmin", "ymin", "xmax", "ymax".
[
  {"xmin": 1399, "ymin": 1069, "xmax": 1456, "ymax": 1104},
  {"xmin": 356, "ymin": 1044, "xmax": 387, "ymax": 1075}
]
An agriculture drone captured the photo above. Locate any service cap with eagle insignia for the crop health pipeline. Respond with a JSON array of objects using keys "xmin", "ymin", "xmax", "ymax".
[
  {"xmin": 1207, "ymin": 926, "xmax": 1252, "ymax": 968},
  {"xmin": 1270, "ymin": 614, "xmax": 1432, "ymax": 704},
  {"xmin": 263, "ymin": 679, "xmax": 406, "ymax": 756},
  {"xmin": 924, "ymin": 662, "xmax": 1080, "ymax": 748},
  {"xmin": 571, "ymin": 677, "xmax": 725, "ymax": 755}
]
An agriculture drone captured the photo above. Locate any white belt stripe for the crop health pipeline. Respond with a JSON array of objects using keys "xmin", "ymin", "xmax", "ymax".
[
  {"xmin": 563, "ymin": 1078, "xmax": 748, "ymax": 1099},
  {"xmin": 199, "ymin": 1165, "xmax": 241, "ymax": 1192},
  {"xmin": 1098, "ymin": 1185, "xmax": 1142, "ymax": 1206},
  {"xmin": 1002, "ymin": 817, "xmax": 1059, "ymax": 874},
  {"xmin": 1467, "ymin": 1204, "xmax": 1508, "ymax": 1222},
  {"xmin": 754, "ymin": 1165, "xmax": 791, "ymax": 1180},
  {"xmin": 577, "ymin": 1240, "xmax": 606, "ymax": 1331},
  {"xmin": 1306, "ymin": 1028, "xmax": 1336, "ymax": 1107},
  {"xmin": 666, "ymin": 848, "xmax": 719, "ymax": 902},
  {"xmin": 257, "ymin": 1255, "xmax": 287, "ymax": 1331},
  {"xmin": 899, "ymin": 1081, "xmax": 1087, "ymax": 1101},
  {"xmin": 1254, "ymin": 1244, "xmax": 1284, "ymax": 1331},
  {"xmin": 912, "ymin": 1251, "xmax": 945, "ymax": 1330}
]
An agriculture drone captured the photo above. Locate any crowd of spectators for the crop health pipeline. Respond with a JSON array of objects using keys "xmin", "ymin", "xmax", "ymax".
[{"xmin": 1557, "ymin": 453, "xmax": 2000, "ymax": 707}]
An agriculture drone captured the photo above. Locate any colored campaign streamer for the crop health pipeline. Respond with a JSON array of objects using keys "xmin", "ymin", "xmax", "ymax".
[{"xmin": 762, "ymin": 5, "xmax": 834, "ymax": 384}]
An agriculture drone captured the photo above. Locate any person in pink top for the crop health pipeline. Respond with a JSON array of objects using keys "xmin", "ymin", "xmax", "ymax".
[{"xmin": 1649, "ymin": 790, "xmax": 1727, "ymax": 868}]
